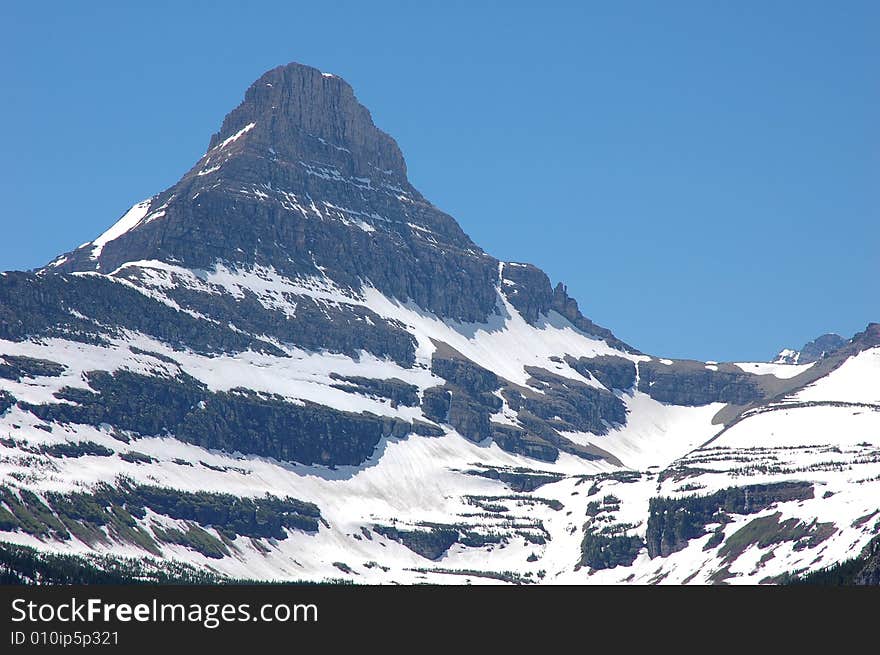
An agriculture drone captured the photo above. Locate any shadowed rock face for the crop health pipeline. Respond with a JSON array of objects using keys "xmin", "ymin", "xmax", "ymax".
[
  {"xmin": 20, "ymin": 369, "xmax": 439, "ymax": 467},
  {"xmin": 798, "ymin": 334, "xmax": 847, "ymax": 362},
  {"xmin": 550, "ymin": 283, "xmax": 637, "ymax": 354},
  {"xmin": 850, "ymin": 323, "xmax": 880, "ymax": 351},
  {"xmin": 500, "ymin": 263, "xmax": 552, "ymax": 324},
  {"xmin": 637, "ymin": 359, "xmax": 762, "ymax": 406},
  {"xmin": 208, "ymin": 64, "xmax": 410, "ymax": 181},
  {"xmin": 855, "ymin": 536, "xmax": 880, "ymax": 585},
  {"xmin": 421, "ymin": 344, "xmax": 625, "ymax": 463},
  {"xmin": 567, "ymin": 355, "xmax": 637, "ymax": 391},
  {"xmin": 775, "ymin": 333, "xmax": 847, "ymax": 364}
]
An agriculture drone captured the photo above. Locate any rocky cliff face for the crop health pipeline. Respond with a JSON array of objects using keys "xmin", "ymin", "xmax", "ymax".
[
  {"xmin": 774, "ymin": 333, "xmax": 847, "ymax": 364},
  {"xmin": 637, "ymin": 360, "xmax": 763, "ymax": 406}
]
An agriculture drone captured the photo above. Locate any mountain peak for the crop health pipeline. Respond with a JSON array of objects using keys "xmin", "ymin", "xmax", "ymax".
[
  {"xmin": 206, "ymin": 62, "xmax": 408, "ymax": 182},
  {"xmin": 42, "ymin": 62, "xmax": 626, "ymax": 338},
  {"xmin": 773, "ymin": 332, "xmax": 847, "ymax": 364},
  {"xmin": 41, "ymin": 62, "xmax": 495, "ymax": 322}
]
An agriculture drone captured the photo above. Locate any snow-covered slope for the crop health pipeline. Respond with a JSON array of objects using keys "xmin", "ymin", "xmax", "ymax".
[{"xmin": 2, "ymin": 258, "xmax": 876, "ymax": 584}]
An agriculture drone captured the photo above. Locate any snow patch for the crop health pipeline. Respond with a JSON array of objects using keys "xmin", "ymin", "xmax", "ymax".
[
  {"xmin": 795, "ymin": 348, "xmax": 880, "ymax": 404},
  {"xmin": 733, "ymin": 360, "xmax": 815, "ymax": 379},
  {"xmin": 214, "ymin": 122, "xmax": 256, "ymax": 151},
  {"xmin": 89, "ymin": 199, "xmax": 152, "ymax": 260}
]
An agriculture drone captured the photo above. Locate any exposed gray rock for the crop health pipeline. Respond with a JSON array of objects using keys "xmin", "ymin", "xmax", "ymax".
[
  {"xmin": 425, "ymin": 349, "xmax": 502, "ymax": 444},
  {"xmin": 22, "ymin": 369, "xmax": 429, "ymax": 467},
  {"xmin": 638, "ymin": 359, "xmax": 763, "ymax": 406},
  {"xmin": 550, "ymin": 283, "xmax": 637, "ymax": 353},
  {"xmin": 430, "ymin": 350, "xmax": 500, "ymax": 394},
  {"xmin": 488, "ymin": 423, "xmax": 559, "ymax": 462},
  {"xmin": 122, "ymin": 266, "xmax": 417, "ymax": 366},
  {"xmin": 855, "ymin": 536, "xmax": 880, "ymax": 585},
  {"xmin": 0, "ymin": 272, "xmax": 279, "ymax": 355},
  {"xmin": 774, "ymin": 333, "xmax": 847, "ymax": 364},
  {"xmin": 328, "ymin": 373, "xmax": 419, "ymax": 407},
  {"xmin": 420, "ymin": 386, "xmax": 451, "ymax": 423},
  {"xmin": 849, "ymin": 323, "xmax": 880, "ymax": 351},
  {"xmin": 500, "ymin": 263, "xmax": 553, "ymax": 324},
  {"xmin": 510, "ymin": 367, "xmax": 627, "ymax": 434},
  {"xmin": 567, "ymin": 355, "xmax": 636, "ymax": 391}
]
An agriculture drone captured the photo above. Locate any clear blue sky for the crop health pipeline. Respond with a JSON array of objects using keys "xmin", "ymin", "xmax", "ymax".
[{"xmin": 1, "ymin": 1, "xmax": 876, "ymax": 361}]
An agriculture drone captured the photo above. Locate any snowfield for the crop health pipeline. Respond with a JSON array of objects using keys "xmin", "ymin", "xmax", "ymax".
[{"xmin": 1, "ymin": 262, "xmax": 878, "ymax": 584}]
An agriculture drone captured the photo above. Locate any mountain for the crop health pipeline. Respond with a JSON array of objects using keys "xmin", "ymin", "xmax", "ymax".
[
  {"xmin": 1, "ymin": 62, "xmax": 878, "ymax": 585},
  {"xmin": 774, "ymin": 333, "xmax": 848, "ymax": 365}
]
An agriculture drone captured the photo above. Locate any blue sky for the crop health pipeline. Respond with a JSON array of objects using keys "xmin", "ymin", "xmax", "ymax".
[{"xmin": 1, "ymin": 1, "xmax": 876, "ymax": 361}]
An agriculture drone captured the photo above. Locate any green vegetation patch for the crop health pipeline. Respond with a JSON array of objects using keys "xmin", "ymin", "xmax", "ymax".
[
  {"xmin": 0, "ymin": 481, "xmax": 321, "ymax": 560},
  {"xmin": 0, "ymin": 541, "xmax": 226, "ymax": 585},
  {"xmin": 374, "ymin": 525, "xmax": 461, "ymax": 560},
  {"xmin": 152, "ymin": 524, "xmax": 229, "ymax": 559},
  {"xmin": 41, "ymin": 441, "xmax": 114, "ymax": 458},
  {"xmin": 646, "ymin": 481, "xmax": 814, "ymax": 558},
  {"xmin": 718, "ymin": 512, "xmax": 837, "ymax": 564},
  {"xmin": 580, "ymin": 530, "xmax": 643, "ymax": 570},
  {"xmin": 0, "ymin": 390, "xmax": 16, "ymax": 414},
  {"xmin": 0, "ymin": 355, "xmax": 66, "ymax": 381}
]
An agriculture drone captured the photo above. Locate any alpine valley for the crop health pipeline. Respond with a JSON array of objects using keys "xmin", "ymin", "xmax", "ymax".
[{"xmin": 1, "ymin": 63, "xmax": 878, "ymax": 585}]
